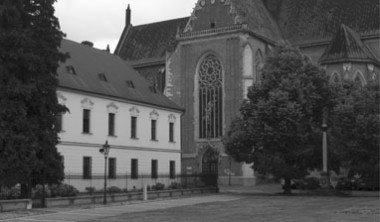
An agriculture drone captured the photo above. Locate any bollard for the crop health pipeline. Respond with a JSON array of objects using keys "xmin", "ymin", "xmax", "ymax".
[{"xmin": 143, "ymin": 184, "xmax": 148, "ymax": 201}]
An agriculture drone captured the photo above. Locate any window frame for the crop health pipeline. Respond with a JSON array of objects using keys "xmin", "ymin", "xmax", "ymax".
[
  {"xmin": 151, "ymin": 159, "xmax": 158, "ymax": 179},
  {"xmin": 108, "ymin": 158, "xmax": 116, "ymax": 179},
  {"xmin": 131, "ymin": 116, "xmax": 137, "ymax": 139},
  {"xmin": 108, "ymin": 113, "xmax": 115, "ymax": 136},
  {"xmin": 83, "ymin": 109, "xmax": 91, "ymax": 134},
  {"xmin": 169, "ymin": 161, "xmax": 176, "ymax": 179},
  {"xmin": 83, "ymin": 156, "xmax": 92, "ymax": 179},
  {"xmin": 151, "ymin": 119, "xmax": 157, "ymax": 141},
  {"xmin": 131, "ymin": 158, "xmax": 138, "ymax": 179}
]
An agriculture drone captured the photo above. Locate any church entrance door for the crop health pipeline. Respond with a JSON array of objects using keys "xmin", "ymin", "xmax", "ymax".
[{"xmin": 201, "ymin": 148, "xmax": 218, "ymax": 187}]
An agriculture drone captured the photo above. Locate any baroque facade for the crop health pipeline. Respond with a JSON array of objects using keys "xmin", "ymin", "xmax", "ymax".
[
  {"xmin": 115, "ymin": 0, "xmax": 380, "ymax": 185},
  {"xmin": 57, "ymin": 39, "xmax": 183, "ymax": 191}
]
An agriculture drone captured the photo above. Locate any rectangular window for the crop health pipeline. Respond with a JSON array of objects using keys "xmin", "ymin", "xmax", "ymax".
[
  {"xmin": 108, "ymin": 158, "xmax": 116, "ymax": 179},
  {"xmin": 151, "ymin": 159, "xmax": 158, "ymax": 179},
  {"xmin": 131, "ymin": 159, "xmax": 138, "ymax": 179},
  {"xmin": 169, "ymin": 122, "xmax": 174, "ymax": 142},
  {"xmin": 56, "ymin": 113, "xmax": 63, "ymax": 132},
  {"xmin": 108, "ymin": 113, "xmax": 115, "ymax": 136},
  {"xmin": 151, "ymin": 120, "xmax": 157, "ymax": 140},
  {"xmin": 83, "ymin": 157, "xmax": 92, "ymax": 179},
  {"xmin": 83, "ymin": 109, "xmax": 91, "ymax": 133},
  {"xmin": 131, "ymin": 116, "xmax": 137, "ymax": 139},
  {"xmin": 170, "ymin": 161, "xmax": 176, "ymax": 179}
]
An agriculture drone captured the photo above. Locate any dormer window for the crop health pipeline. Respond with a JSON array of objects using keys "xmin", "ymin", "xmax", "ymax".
[
  {"xmin": 126, "ymin": 80, "xmax": 135, "ymax": 88},
  {"xmin": 66, "ymin": 65, "xmax": 77, "ymax": 75},
  {"xmin": 149, "ymin": 86, "xmax": 157, "ymax": 93},
  {"xmin": 98, "ymin": 73, "xmax": 108, "ymax": 82}
]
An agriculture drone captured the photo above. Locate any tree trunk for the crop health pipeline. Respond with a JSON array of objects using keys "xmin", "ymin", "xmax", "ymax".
[{"xmin": 283, "ymin": 178, "xmax": 292, "ymax": 195}]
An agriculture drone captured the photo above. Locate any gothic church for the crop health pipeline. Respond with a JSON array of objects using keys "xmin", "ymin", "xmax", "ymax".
[{"xmin": 115, "ymin": 0, "xmax": 380, "ymax": 185}]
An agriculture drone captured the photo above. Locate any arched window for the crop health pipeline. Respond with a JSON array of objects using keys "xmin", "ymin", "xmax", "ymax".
[
  {"xmin": 255, "ymin": 50, "xmax": 263, "ymax": 83},
  {"xmin": 243, "ymin": 45, "xmax": 254, "ymax": 98},
  {"xmin": 330, "ymin": 72, "xmax": 341, "ymax": 84},
  {"xmin": 354, "ymin": 71, "xmax": 366, "ymax": 86},
  {"xmin": 198, "ymin": 54, "xmax": 223, "ymax": 139}
]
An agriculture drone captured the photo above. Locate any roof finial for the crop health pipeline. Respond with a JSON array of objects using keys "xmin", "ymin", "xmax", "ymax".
[{"xmin": 126, "ymin": 4, "xmax": 131, "ymax": 27}]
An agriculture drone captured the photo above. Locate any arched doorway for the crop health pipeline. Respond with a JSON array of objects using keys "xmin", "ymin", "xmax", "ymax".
[{"xmin": 201, "ymin": 148, "xmax": 219, "ymax": 187}]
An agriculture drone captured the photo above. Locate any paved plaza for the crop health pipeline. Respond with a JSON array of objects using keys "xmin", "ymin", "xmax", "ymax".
[{"xmin": 0, "ymin": 192, "xmax": 379, "ymax": 222}]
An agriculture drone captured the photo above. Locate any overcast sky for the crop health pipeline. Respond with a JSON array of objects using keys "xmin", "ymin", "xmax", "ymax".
[{"xmin": 54, "ymin": 0, "xmax": 195, "ymax": 51}]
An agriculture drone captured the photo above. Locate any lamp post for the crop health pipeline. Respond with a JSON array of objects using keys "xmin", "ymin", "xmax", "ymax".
[
  {"xmin": 99, "ymin": 140, "xmax": 110, "ymax": 204},
  {"xmin": 320, "ymin": 110, "xmax": 329, "ymax": 188}
]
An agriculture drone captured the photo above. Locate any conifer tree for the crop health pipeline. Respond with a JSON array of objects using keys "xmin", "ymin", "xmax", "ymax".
[{"xmin": 0, "ymin": 0, "xmax": 67, "ymax": 197}]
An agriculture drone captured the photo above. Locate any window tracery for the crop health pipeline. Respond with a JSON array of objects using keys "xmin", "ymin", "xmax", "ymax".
[{"xmin": 198, "ymin": 54, "xmax": 223, "ymax": 139}]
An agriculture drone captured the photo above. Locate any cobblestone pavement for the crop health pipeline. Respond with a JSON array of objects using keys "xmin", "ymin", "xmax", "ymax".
[{"xmin": 0, "ymin": 195, "xmax": 242, "ymax": 222}]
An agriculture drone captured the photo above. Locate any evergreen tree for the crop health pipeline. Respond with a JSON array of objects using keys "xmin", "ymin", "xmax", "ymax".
[
  {"xmin": 224, "ymin": 45, "xmax": 333, "ymax": 194},
  {"xmin": 0, "ymin": 0, "xmax": 67, "ymax": 197}
]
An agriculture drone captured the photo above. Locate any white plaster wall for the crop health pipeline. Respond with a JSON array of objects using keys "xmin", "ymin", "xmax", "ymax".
[
  {"xmin": 56, "ymin": 89, "xmax": 182, "ymax": 191},
  {"xmin": 57, "ymin": 89, "xmax": 181, "ymax": 150}
]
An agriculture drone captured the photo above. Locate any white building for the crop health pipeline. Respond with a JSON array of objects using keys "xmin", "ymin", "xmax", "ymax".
[{"xmin": 56, "ymin": 40, "xmax": 183, "ymax": 191}]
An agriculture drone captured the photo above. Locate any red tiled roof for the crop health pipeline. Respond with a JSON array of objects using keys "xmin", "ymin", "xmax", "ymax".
[
  {"xmin": 58, "ymin": 39, "xmax": 183, "ymax": 111},
  {"xmin": 231, "ymin": 0, "xmax": 283, "ymax": 41},
  {"xmin": 268, "ymin": 0, "xmax": 380, "ymax": 44},
  {"xmin": 319, "ymin": 24, "xmax": 380, "ymax": 65},
  {"xmin": 115, "ymin": 17, "xmax": 189, "ymax": 62}
]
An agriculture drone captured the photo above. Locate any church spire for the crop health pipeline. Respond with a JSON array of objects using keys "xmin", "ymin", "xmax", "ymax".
[{"xmin": 126, "ymin": 4, "xmax": 131, "ymax": 27}]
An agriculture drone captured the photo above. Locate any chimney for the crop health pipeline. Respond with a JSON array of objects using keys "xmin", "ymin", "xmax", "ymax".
[
  {"xmin": 81, "ymin": 41, "xmax": 94, "ymax": 47},
  {"xmin": 126, "ymin": 4, "xmax": 131, "ymax": 26}
]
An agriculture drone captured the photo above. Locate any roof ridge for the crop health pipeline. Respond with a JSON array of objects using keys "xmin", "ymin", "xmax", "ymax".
[{"xmin": 133, "ymin": 16, "xmax": 190, "ymax": 28}]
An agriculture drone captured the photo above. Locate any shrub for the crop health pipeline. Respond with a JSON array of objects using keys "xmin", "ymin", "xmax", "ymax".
[
  {"xmin": 168, "ymin": 182, "xmax": 183, "ymax": 190},
  {"xmin": 0, "ymin": 186, "xmax": 21, "ymax": 200},
  {"xmin": 152, "ymin": 183, "xmax": 165, "ymax": 190},
  {"xmin": 107, "ymin": 186, "xmax": 122, "ymax": 194},
  {"xmin": 33, "ymin": 185, "xmax": 51, "ymax": 198},
  {"xmin": 85, "ymin": 186, "xmax": 96, "ymax": 195},
  {"xmin": 51, "ymin": 184, "xmax": 78, "ymax": 197}
]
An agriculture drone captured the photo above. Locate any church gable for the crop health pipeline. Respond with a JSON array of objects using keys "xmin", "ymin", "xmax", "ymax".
[
  {"xmin": 184, "ymin": 0, "xmax": 282, "ymax": 42},
  {"xmin": 185, "ymin": 0, "xmax": 237, "ymax": 32}
]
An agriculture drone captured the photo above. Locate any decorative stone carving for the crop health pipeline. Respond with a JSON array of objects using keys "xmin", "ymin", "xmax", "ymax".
[
  {"xmin": 57, "ymin": 93, "xmax": 67, "ymax": 105},
  {"xmin": 107, "ymin": 102, "xmax": 119, "ymax": 113},
  {"xmin": 81, "ymin": 98, "xmax": 94, "ymax": 109},
  {"xmin": 343, "ymin": 63, "xmax": 352, "ymax": 72},
  {"xmin": 168, "ymin": 114, "xmax": 176, "ymax": 123},
  {"xmin": 150, "ymin": 110, "xmax": 159, "ymax": 120},
  {"xmin": 129, "ymin": 106, "xmax": 140, "ymax": 116}
]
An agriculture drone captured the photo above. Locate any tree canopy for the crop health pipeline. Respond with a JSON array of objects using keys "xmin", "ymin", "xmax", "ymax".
[
  {"xmin": 224, "ymin": 45, "xmax": 333, "ymax": 194},
  {"xmin": 0, "ymin": 0, "xmax": 67, "ymax": 196},
  {"xmin": 329, "ymin": 81, "xmax": 380, "ymax": 181}
]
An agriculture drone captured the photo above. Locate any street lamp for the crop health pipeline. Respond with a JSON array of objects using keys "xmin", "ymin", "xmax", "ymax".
[
  {"xmin": 320, "ymin": 110, "xmax": 329, "ymax": 188},
  {"xmin": 99, "ymin": 140, "xmax": 110, "ymax": 204}
]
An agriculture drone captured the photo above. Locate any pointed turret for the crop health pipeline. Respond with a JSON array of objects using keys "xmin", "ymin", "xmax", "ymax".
[
  {"xmin": 319, "ymin": 24, "xmax": 379, "ymax": 65},
  {"xmin": 126, "ymin": 4, "xmax": 131, "ymax": 27}
]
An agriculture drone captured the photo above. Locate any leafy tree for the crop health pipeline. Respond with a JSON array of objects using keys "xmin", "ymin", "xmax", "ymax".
[
  {"xmin": 329, "ymin": 81, "xmax": 380, "ymax": 182},
  {"xmin": 224, "ymin": 45, "xmax": 333, "ymax": 194},
  {"xmin": 0, "ymin": 0, "xmax": 67, "ymax": 197}
]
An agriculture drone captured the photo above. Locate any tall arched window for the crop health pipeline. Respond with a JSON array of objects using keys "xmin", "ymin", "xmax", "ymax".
[
  {"xmin": 198, "ymin": 54, "xmax": 223, "ymax": 139},
  {"xmin": 243, "ymin": 45, "xmax": 254, "ymax": 98},
  {"xmin": 255, "ymin": 50, "xmax": 263, "ymax": 83},
  {"xmin": 330, "ymin": 72, "xmax": 341, "ymax": 84},
  {"xmin": 354, "ymin": 71, "xmax": 366, "ymax": 86}
]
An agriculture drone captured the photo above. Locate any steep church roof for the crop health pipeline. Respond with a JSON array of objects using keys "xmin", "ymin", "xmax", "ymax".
[
  {"xmin": 264, "ymin": 0, "xmax": 380, "ymax": 45},
  {"xmin": 58, "ymin": 39, "xmax": 183, "ymax": 111},
  {"xmin": 115, "ymin": 17, "xmax": 189, "ymax": 62},
  {"xmin": 184, "ymin": 0, "xmax": 283, "ymax": 42},
  {"xmin": 319, "ymin": 24, "xmax": 380, "ymax": 65}
]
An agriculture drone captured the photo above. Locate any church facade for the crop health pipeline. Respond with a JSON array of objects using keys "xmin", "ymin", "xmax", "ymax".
[{"xmin": 115, "ymin": 0, "xmax": 380, "ymax": 185}]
